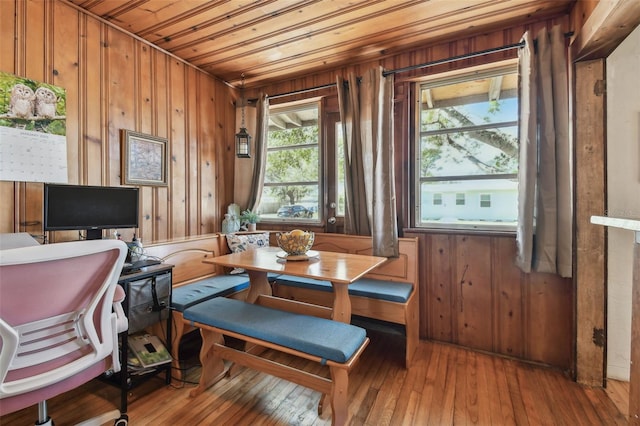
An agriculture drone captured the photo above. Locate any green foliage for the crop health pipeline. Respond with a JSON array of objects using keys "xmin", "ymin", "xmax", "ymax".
[
  {"xmin": 265, "ymin": 125, "xmax": 319, "ymax": 204},
  {"xmin": 420, "ymin": 101, "xmax": 518, "ymax": 177},
  {"xmin": 240, "ymin": 209, "xmax": 260, "ymax": 224}
]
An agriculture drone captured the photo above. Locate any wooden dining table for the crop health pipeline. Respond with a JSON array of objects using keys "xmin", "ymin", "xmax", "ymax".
[{"xmin": 204, "ymin": 246, "xmax": 387, "ymax": 323}]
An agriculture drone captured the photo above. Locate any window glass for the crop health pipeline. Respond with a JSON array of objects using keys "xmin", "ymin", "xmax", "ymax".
[
  {"xmin": 258, "ymin": 102, "xmax": 320, "ymax": 222},
  {"xmin": 335, "ymin": 122, "xmax": 345, "ymax": 216},
  {"xmin": 416, "ymin": 65, "xmax": 518, "ymax": 230}
]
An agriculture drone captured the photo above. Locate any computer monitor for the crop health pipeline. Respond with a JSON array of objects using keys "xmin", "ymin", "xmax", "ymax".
[{"xmin": 44, "ymin": 184, "xmax": 139, "ymax": 240}]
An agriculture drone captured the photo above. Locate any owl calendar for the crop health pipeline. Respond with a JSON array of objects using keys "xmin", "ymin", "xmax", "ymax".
[{"xmin": 0, "ymin": 72, "xmax": 68, "ymax": 183}]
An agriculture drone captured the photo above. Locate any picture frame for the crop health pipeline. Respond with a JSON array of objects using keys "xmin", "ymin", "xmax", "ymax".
[{"xmin": 121, "ymin": 129, "xmax": 168, "ymax": 186}]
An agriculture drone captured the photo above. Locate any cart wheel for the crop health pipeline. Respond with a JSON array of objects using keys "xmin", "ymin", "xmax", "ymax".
[{"xmin": 114, "ymin": 414, "xmax": 128, "ymax": 426}]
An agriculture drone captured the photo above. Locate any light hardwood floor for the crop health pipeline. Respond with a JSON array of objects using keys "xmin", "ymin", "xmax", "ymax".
[{"xmin": 1, "ymin": 330, "xmax": 629, "ymax": 425}]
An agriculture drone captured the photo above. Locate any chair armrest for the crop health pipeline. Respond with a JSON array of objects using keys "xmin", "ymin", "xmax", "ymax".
[
  {"xmin": 110, "ymin": 285, "xmax": 128, "ymax": 373},
  {"xmin": 113, "ymin": 284, "xmax": 128, "ymax": 334}
]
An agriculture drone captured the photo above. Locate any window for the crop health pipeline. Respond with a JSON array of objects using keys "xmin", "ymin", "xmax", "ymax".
[
  {"xmin": 335, "ymin": 122, "xmax": 346, "ymax": 216},
  {"xmin": 258, "ymin": 101, "xmax": 321, "ymax": 222},
  {"xmin": 416, "ymin": 64, "xmax": 519, "ymax": 230},
  {"xmin": 480, "ymin": 194, "xmax": 491, "ymax": 208}
]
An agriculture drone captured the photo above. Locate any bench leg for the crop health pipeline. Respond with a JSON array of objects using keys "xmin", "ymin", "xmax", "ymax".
[
  {"xmin": 405, "ymin": 301, "xmax": 419, "ymax": 368},
  {"xmin": 318, "ymin": 394, "xmax": 329, "ymax": 418},
  {"xmin": 329, "ymin": 367, "xmax": 349, "ymax": 426},
  {"xmin": 190, "ymin": 328, "xmax": 227, "ymax": 398},
  {"xmin": 170, "ymin": 312, "xmax": 186, "ymax": 385}
]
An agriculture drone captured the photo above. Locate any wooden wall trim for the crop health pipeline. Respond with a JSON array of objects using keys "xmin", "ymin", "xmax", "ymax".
[
  {"xmin": 574, "ymin": 59, "xmax": 607, "ymax": 386},
  {"xmin": 571, "ymin": 0, "xmax": 640, "ymax": 61},
  {"xmin": 632, "ymin": 242, "xmax": 640, "ymax": 421}
]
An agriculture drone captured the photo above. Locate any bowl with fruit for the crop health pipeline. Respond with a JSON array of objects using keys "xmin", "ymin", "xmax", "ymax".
[{"xmin": 275, "ymin": 229, "xmax": 315, "ymax": 258}]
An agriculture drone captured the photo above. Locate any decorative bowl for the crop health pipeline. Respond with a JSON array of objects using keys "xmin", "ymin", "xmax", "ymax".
[{"xmin": 276, "ymin": 230, "xmax": 315, "ymax": 256}]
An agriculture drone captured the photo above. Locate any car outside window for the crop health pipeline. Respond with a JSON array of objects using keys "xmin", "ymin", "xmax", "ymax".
[{"xmin": 258, "ymin": 102, "xmax": 321, "ymax": 223}]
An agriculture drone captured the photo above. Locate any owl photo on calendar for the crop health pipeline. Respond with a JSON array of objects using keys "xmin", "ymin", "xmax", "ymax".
[{"xmin": 0, "ymin": 71, "xmax": 66, "ymax": 135}]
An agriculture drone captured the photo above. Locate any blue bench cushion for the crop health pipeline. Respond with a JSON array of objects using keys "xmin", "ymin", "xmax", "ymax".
[
  {"xmin": 184, "ymin": 297, "xmax": 367, "ymax": 364},
  {"xmin": 171, "ymin": 275, "xmax": 250, "ymax": 312},
  {"xmin": 273, "ymin": 275, "xmax": 413, "ymax": 303}
]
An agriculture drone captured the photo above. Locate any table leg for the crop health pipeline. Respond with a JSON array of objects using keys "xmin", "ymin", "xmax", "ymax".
[
  {"xmin": 331, "ymin": 282, "xmax": 351, "ymax": 323},
  {"xmin": 245, "ymin": 270, "xmax": 272, "ymax": 304}
]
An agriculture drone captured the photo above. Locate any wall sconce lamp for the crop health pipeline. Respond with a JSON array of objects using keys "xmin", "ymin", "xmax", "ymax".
[{"xmin": 236, "ymin": 73, "xmax": 251, "ymax": 158}]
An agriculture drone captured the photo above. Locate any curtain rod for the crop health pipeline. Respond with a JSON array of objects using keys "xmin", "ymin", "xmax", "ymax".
[
  {"xmin": 251, "ymin": 42, "xmax": 520, "ymax": 102},
  {"xmin": 250, "ymin": 32, "xmax": 572, "ymax": 102},
  {"xmin": 267, "ymin": 82, "xmax": 338, "ymax": 100},
  {"xmin": 381, "ymin": 42, "xmax": 524, "ymax": 77}
]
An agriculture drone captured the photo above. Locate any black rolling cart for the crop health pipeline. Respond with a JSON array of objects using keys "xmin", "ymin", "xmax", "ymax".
[{"xmin": 114, "ymin": 263, "xmax": 174, "ymax": 417}]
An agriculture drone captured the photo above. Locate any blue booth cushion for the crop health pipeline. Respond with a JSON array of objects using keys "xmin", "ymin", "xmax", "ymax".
[
  {"xmin": 273, "ymin": 275, "xmax": 413, "ymax": 303},
  {"xmin": 171, "ymin": 275, "xmax": 250, "ymax": 312},
  {"xmin": 183, "ymin": 297, "xmax": 367, "ymax": 364}
]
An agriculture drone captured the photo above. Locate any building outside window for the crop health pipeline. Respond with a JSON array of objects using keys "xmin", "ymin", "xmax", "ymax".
[
  {"xmin": 257, "ymin": 102, "xmax": 321, "ymax": 222},
  {"xmin": 416, "ymin": 63, "xmax": 519, "ymax": 230},
  {"xmin": 433, "ymin": 193, "xmax": 443, "ymax": 206}
]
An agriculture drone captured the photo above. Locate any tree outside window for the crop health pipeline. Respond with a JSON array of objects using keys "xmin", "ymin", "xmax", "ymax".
[
  {"xmin": 258, "ymin": 102, "xmax": 321, "ymax": 222},
  {"xmin": 416, "ymin": 64, "xmax": 519, "ymax": 230}
]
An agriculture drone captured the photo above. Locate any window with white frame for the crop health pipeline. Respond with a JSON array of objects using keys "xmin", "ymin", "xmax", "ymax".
[
  {"xmin": 480, "ymin": 194, "xmax": 491, "ymax": 208},
  {"xmin": 257, "ymin": 101, "xmax": 321, "ymax": 222},
  {"xmin": 416, "ymin": 63, "xmax": 519, "ymax": 230}
]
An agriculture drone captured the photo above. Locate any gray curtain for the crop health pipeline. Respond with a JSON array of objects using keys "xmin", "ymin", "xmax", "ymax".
[
  {"xmin": 337, "ymin": 67, "xmax": 399, "ymax": 257},
  {"xmin": 247, "ymin": 94, "xmax": 270, "ymax": 213},
  {"xmin": 516, "ymin": 25, "xmax": 572, "ymax": 277}
]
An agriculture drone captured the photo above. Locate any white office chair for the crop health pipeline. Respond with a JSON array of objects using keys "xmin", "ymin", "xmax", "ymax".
[{"xmin": 0, "ymin": 239, "xmax": 129, "ymax": 425}]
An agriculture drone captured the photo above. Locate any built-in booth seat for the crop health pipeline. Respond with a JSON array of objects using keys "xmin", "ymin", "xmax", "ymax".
[
  {"xmin": 268, "ymin": 233, "xmax": 419, "ymax": 368},
  {"xmin": 145, "ymin": 231, "xmax": 418, "ymax": 383},
  {"xmin": 183, "ymin": 297, "xmax": 368, "ymax": 425},
  {"xmin": 143, "ymin": 234, "xmax": 251, "ymax": 384}
]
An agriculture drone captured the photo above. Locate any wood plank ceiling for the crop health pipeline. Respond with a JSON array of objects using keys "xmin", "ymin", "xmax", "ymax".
[{"xmin": 67, "ymin": 0, "xmax": 575, "ymax": 88}]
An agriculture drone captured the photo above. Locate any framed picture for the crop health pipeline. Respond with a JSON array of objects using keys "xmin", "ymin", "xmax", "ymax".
[{"xmin": 121, "ymin": 129, "xmax": 168, "ymax": 186}]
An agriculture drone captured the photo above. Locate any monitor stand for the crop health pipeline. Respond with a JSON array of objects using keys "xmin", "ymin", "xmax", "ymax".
[{"xmin": 86, "ymin": 229, "xmax": 103, "ymax": 240}]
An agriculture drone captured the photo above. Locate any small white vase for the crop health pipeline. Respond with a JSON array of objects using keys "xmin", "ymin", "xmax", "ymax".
[{"xmin": 247, "ymin": 223, "xmax": 257, "ymax": 232}]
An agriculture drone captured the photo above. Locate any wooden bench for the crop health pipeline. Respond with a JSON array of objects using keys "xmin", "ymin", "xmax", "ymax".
[
  {"xmin": 143, "ymin": 234, "xmax": 250, "ymax": 384},
  {"xmin": 183, "ymin": 296, "xmax": 369, "ymax": 426},
  {"xmin": 267, "ymin": 232, "xmax": 419, "ymax": 368}
]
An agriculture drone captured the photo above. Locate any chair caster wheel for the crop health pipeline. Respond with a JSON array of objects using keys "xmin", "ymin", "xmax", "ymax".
[{"xmin": 114, "ymin": 414, "xmax": 128, "ymax": 426}]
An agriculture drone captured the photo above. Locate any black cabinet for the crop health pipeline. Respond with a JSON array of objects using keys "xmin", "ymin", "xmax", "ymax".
[{"xmin": 114, "ymin": 263, "xmax": 173, "ymax": 412}]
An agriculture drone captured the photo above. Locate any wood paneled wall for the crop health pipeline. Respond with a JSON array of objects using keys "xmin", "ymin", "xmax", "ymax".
[
  {"xmin": 249, "ymin": 16, "xmax": 574, "ymax": 370},
  {"xmin": 1, "ymin": 1, "xmax": 576, "ymax": 370},
  {"xmin": 0, "ymin": 0, "xmax": 236, "ymax": 243},
  {"xmin": 407, "ymin": 232, "xmax": 573, "ymax": 370}
]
